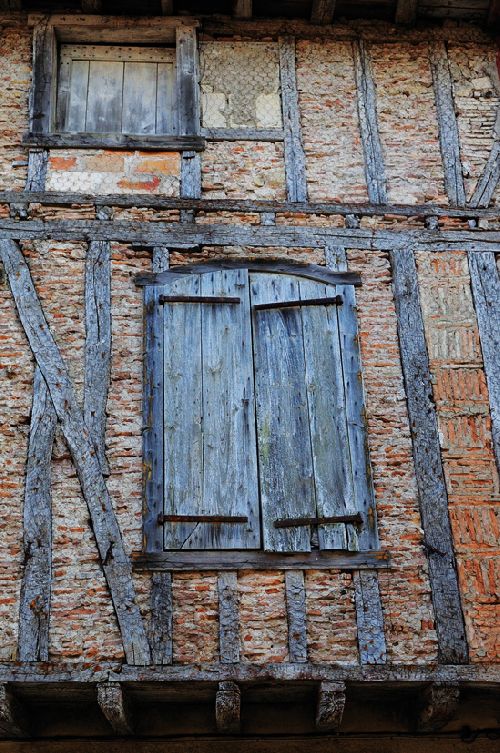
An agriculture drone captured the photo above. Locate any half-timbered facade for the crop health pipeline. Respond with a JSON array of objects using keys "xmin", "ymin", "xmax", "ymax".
[{"xmin": 0, "ymin": 1, "xmax": 499, "ymax": 751}]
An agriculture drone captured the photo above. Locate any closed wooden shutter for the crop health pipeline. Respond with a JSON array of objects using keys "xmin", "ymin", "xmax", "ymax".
[
  {"xmin": 249, "ymin": 273, "xmax": 359, "ymax": 553},
  {"xmin": 57, "ymin": 45, "xmax": 176, "ymax": 134},
  {"xmin": 161, "ymin": 269, "xmax": 261, "ymax": 550}
]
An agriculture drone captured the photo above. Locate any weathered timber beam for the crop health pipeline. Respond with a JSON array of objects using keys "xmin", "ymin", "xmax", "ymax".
[
  {"xmin": 468, "ymin": 251, "xmax": 500, "ymax": 476},
  {"xmin": 353, "ymin": 40, "xmax": 387, "ymax": 205},
  {"xmin": 30, "ymin": 20, "xmax": 56, "ymax": 136},
  {"xmin": 429, "ymin": 41, "xmax": 466, "ymax": 208},
  {"xmin": 97, "ymin": 682, "xmax": 133, "ymax": 735},
  {"xmin": 149, "ymin": 572, "xmax": 173, "ymax": 665},
  {"xmin": 0, "ymin": 240, "xmax": 151, "ymax": 666},
  {"xmin": 218, "ymin": 572, "xmax": 240, "ymax": 664},
  {"xmin": 279, "ymin": 36, "xmax": 308, "ymax": 203},
  {"xmin": 353, "ymin": 571, "xmax": 387, "ymax": 664},
  {"xmin": 134, "ymin": 550, "xmax": 389, "ymax": 571},
  {"xmin": 84, "ymin": 234, "xmax": 111, "ymax": 475},
  {"xmin": 315, "ymin": 681, "xmax": 346, "ymax": 732},
  {"xmin": 18, "ymin": 149, "xmax": 55, "ymax": 663},
  {"xmin": 285, "ymin": 571, "xmax": 307, "ymax": 663},
  {"xmin": 395, "ymin": 0, "xmax": 418, "ymax": 25},
  {"xmin": 416, "ymin": 683, "xmax": 460, "ymax": 732},
  {"xmin": 23, "ymin": 133, "xmax": 205, "ymax": 152},
  {"xmin": 233, "ymin": 0, "xmax": 252, "ymax": 19},
  {"xmin": 488, "ymin": 0, "xmax": 500, "ymax": 25},
  {"xmin": 389, "ymin": 246, "xmax": 468, "ymax": 664},
  {"xmin": 2, "ymin": 191, "xmax": 500, "ymax": 220},
  {"xmin": 18, "ymin": 370, "xmax": 56, "ymax": 662},
  {"xmin": 215, "ymin": 681, "xmax": 241, "ymax": 734},
  {"xmin": 0, "ymin": 685, "xmax": 28, "ymax": 739},
  {"xmin": 310, "ymin": 0, "xmax": 336, "ymax": 25},
  {"xmin": 1, "ymin": 661, "xmax": 499, "ymax": 684},
  {"xmin": 3, "ymin": 218, "xmax": 500, "ymax": 252}
]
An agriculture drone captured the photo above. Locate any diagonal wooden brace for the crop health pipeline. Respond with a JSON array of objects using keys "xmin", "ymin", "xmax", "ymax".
[{"xmin": 0, "ymin": 239, "xmax": 151, "ymax": 666}]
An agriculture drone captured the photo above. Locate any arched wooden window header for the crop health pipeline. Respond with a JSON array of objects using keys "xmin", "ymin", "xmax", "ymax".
[{"xmin": 135, "ymin": 260, "xmax": 362, "ymax": 288}]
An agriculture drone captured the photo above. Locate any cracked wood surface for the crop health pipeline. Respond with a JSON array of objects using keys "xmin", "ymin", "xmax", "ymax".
[{"xmin": 0, "ymin": 238, "xmax": 151, "ymax": 666}]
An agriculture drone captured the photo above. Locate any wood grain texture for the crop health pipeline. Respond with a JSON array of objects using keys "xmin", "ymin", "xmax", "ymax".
[
  {"xmin": 353, "ymin": 570, "xmax": 387, "ymax": 665},
  {"xmin": 180, "ymin": 151, "xmax": 202, "ymax": 200},
  {"xmin": 218, "ymin": 572, "xmax": 240, "ymax": 664},
  {"xmin": 279, "ymin": 36, "xmax": 308, "ymax": 203},
  {"xmin": 215, "ymin": 681, "xmax": 241, "ymax": 734},
  {"xmin": 18, "ymin": 370, "xmax": 56, "ymax": 662},
  {"xmin": 416, "ymin": 683, "xmax": 460, "ymax": 732},
  {"xmin": 152, "ymin": 247, "xmax": 170, "ymax": 274},
  {"xmin": 469, "ymin": 67, "xmax": 500, "ymax": 208},
  {"xmin": 468, "ymin": 251, "xmax": 500, "ymax": 476},
  {"xmin": 18, "ymin": 147, "xmax": 54, "ymax": 663},
  {"xmin": 315, "ymin": 681, "xmax": 346, "ymax": 731},
  {"xmin": 0, "ymin": 685, "xmax": 28, "ymax": 739},
  {"xmin": 149, "ymin": 572, "xmax": 173, "ymax": 665},
  {"xmin": 0, "ymin": 239, "xmax": 151, "ymax": 666},
  {"xmin": 84, "ymin": 240, "xmax": 111, "ymax": 475},
  {"xmin": 285, "ymin": 570, "xmax": 307, "ymax": 662},
  {"xmin": 97, "ymin": 683, "xmax": 133, "ymax": 735},
  {"xmin": 23, "ymin": 133, "xmax": 205, "ymax": 151},
  {"xmin": 310, "ymin": 0, "xmax": 336, "ymax": 24},
  {"xmin": 429, "ymin": 41, "xmax": 466, "ymax": 207},
  {"xmin": 176, "ymin": 25, "xmax": 200, "ymax": 137},
  {"xmin": 389, "ymin": 246, "xmax": 468, "ymax": 664},
  {"xmin": 353, "ymin": 39, "xmax": 387, "ymax": 205},
  {"xmin": 4, "ymin": 190, "xmax": 500, "ymax": 220},
  {"xmin": 133, "ymin": 550, "xmax": 390, "ymax": 571},
  {"xmin": 325, "ymin": 246, "xmax": 377, "ymax": 549},
  {"xmin": 395, "ymin": 0, "xmax": 418, "ymax": 24},
  {"xmin": 30, "ymin": 19, "xmax": 56, "ymax": 134}
]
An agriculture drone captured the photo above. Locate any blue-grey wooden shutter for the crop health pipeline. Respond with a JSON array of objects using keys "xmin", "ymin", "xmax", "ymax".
[
  {"xmin": 161, "ymin": 269, "xmax": 260, "ymax": 550},
  {"xmin": 250, "ymin": 273, "xmax": 359, "ymax": 553}
]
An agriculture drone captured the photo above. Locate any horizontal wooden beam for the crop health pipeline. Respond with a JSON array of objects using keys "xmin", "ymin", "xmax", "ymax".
[
  {"xmin": 201, "ymin": 127, "xmax": 284, "ymax": 141},
  {"xmin": 22, "ymin": 133, "xmax": 205, "ymax": 152},
  {"xmin": 0, "ymin": 662, "xmax": 498, "ymax": 685},
  {"xmin": 133, "ymin": 550, "xmax": 390, "ymax": 571},
  {"xmin": 0, "ymin": 191, "xmax": 499, "ymax": 221},
  {"xmin": 1, "ymin": 218, "xmax": 500, "ymax": 252}
]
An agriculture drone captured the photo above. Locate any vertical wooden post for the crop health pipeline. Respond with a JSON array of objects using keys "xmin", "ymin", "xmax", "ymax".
[
  {"xmin": 285, "ymin": 570, "xmax": 307, "ymax": 663},
  {"xmin": 218, "ymin": 572, "xmax": 240, "ymax": 664},
  {"xmin": 279, "ymin": 36, "xmax": 308, "ymax": 203}
]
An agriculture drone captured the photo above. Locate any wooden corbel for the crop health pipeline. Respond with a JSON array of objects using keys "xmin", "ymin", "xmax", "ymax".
[
  {"xmin": 97, "ymin": 682, "xmax": 134, "ymax": 736},
  {"xmin": 0, "ymin": 684, "xmax": 29, "ymax": 739},
  {"xmin": 216, "ymin": 681, "xmax": 241, "ymax": 734},
  {"xmin": 315, "ymin": 681, "xmax": 346, "ymax": 732},
  {"xmin": 416, "ymin": 682, "xmax": 460, "ymax": 732}
]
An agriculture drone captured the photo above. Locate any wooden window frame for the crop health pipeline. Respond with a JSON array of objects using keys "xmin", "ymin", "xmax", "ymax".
[
  {"xmin": 24, "ymin": 14, "xmax": 205, "ymax": 152},
  {"xmin": 139, "ymin": 260, "xmax": 383, "ymax": 570}
]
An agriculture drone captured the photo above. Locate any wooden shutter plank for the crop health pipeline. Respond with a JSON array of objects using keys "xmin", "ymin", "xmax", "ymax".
[
  {"xmin": 299, "ymin": 279, "xmax": 357, "ymax": 550},
  {"xmin": 157, "ymin": 63, "xmax": 176, "ymax": 135},
  {"xmin": 86, "ymin": 61, "xmax": 124, "ymax": 133},
  {"xmin": 122, "ymin": 62, "xmax": 157, "ymax": 135},
  {"xmin": 251, "ymin": 274, "xmax": 316, "ymax": 552},
  {"xmin": 196, "ymin": 269, "xmax": 260, "ymax": 549},
  {"xmin": 66, "ymin": 60, "xmax": 90, "ymax": 132},
  {"xmin": 163, "ymin": 275, "xmax": 203, "ymax": 550}
]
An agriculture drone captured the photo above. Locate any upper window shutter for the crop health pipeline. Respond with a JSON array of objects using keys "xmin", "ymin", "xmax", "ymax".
[
  {"xmin": 161, "ymin": 269, "xmax": 261, "ymax": 550},
  {"xmin": 57, "ymin": 45, "xmax": 177, "ymax": 135},
  {"xmin": 249, "ymin": 273, "xmax": 360, "ymax": 553}
]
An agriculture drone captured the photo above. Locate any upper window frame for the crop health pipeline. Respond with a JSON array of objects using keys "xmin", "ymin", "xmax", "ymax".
[
  {"xmin": 138, "ymin": 260, "xmax": 381, "ymax": 569},
  {"xmin": 25, "ymin": 14, "xmax": 205, "ymax": 152}
]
